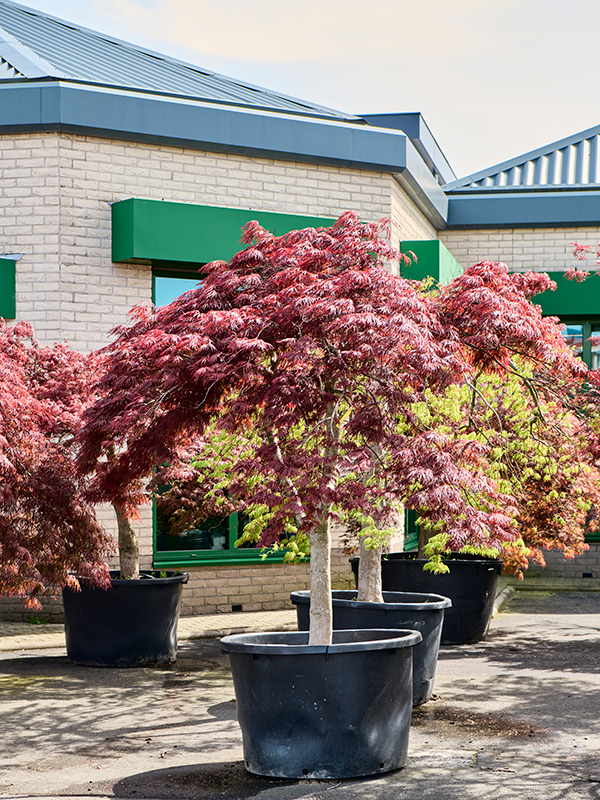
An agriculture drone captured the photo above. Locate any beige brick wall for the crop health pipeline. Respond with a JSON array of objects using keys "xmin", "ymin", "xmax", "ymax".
[
  {"xmin": 440, "ymin": 226, "xmax": 600, "ymax": 274},
  {"xmin": 523, "ymin": 545, "xmax": 600, "ymax": 580},
  {"xmin": 391, "ymin": 179, "xmax": 438, "ymax": 246},
  {"xmin": 2, "ymin": 132, "xmax": 441, "ymax": 351},
  {"xmin": 179, "ymin": 549, "xmax": 354, "ymax": 616}
]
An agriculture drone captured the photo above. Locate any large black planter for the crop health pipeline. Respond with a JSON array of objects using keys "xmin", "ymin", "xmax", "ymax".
[
  {"xmin": 351, "ymin": 553, "xmax": 502, "ymax": 644},
  {"xmin": 291, "ymin": 589, "xmax": 450, "ymax": 706},
  {"xmin": 62, "ymin": 570, "xmax": 188, "ymax": 667},
  {"xmin": 220, "ymin": 628, "xmax": 422, "ymax": 779}
]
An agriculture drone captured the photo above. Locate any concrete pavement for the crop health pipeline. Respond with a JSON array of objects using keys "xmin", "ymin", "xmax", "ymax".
[
  {"xmin": 1, "ymin": 584, "xmax": 600, "ymax": 799},
  {"xmin": 0, "ymin": 577, "xmax": 516, "ymax": 654}
]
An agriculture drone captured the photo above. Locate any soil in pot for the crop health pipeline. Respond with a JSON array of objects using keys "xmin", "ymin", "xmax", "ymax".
[
  {"xmin": 220, "ymin": 628, "xmax": 422, "ymax": 779},
  {"xmin": 291, "ymin": 589, "xmax": 451, "ymax": 705},
  {"xmin": 62, "ymin": 570, "xmax": 188, "ymax": 667},
  {"xmin": 351, "ymin": 553, "xmax": 502, "ymax": 644}
]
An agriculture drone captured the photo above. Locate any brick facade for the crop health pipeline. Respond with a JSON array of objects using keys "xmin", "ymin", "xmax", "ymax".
[
  {"xmin": 2, "ymin": 132, "xmax": 435, "ymax": 350},
  {"xmin": 440, "ymin": 227, "xmax": 600, "ymax": 274}
]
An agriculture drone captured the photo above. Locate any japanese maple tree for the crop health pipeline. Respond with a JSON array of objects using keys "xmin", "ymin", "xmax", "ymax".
[
  {"xmin": 415, "ymin": 368, "xmax": 600, "ymax": 576},
  {"xmin": 0, "ymin": 322, "xmax": 113, "ymax": 609},
  {"xmin": 77, "ymin": 214, "xmax": 591, "ymax": 644}
]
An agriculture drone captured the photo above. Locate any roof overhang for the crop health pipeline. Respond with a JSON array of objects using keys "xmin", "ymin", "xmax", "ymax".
[
  {"xmin": 0, "ymin": 79, "xmax": 448, "ymax": 229},
  {"xmin": 360, "ymin": 113, "xmax": 456, "ymax": 186},
  {"xmin": 446, "ymin": 189, "xmax": 600, "ymax": 229}
]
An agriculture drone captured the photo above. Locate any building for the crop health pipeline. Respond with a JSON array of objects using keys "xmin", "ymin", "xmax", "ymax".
[{"xmin": 0, "ymin": 0, "xmax": 599, "ymax": 619}]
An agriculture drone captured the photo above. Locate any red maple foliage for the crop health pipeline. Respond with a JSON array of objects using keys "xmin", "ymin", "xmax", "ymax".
[
  {"xmin": 0, "ymin": 322, "xmax": 113, "ymax": 609},
  {"xmin": 77, "ymin": 214, "xmax": 592, "ymax": 643}
]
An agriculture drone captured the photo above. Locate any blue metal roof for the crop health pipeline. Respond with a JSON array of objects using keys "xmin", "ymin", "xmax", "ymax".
[
  {"xmin": 444, "ymin": 124, "xmax": 600, "ymax": 229},
  {"xmin": 447, "ymin": 124, "xmax": 600, "ymax": 192},
  {"xmin": 0, "ymin": 0, "xmax": 358, "ymax": 121}
]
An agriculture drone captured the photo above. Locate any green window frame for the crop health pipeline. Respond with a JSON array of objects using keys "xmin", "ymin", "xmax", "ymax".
[
  {"xmin": 556, "ymin": 316, "xmax": 600, "ymax": 543},
  {"xmin": 150, "ymin": 262, "xmax": 291, "ymax": 568},
  {"xmin": 555, "ymin": 317, "xmax": 600, "ymax": 371},
  {"xmin": 0, "ymin": 258, "xmax": 16, "ymax": 319}
]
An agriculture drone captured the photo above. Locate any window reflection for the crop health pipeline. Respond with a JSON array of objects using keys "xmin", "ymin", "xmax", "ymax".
[
  {"xmin": 156, "ymin": 514, "xmax": 229, "ymax": 553},
  {"xmin": 154, "ymin": 275, "xmax": 201, "ymax": 307},
  {"xmin": 591, "ymin": 326, "xmax": 600, "ymax": 371},
  {"xmin": 561, "ymin": 324, "xmax": 584, "ymax": 358}
]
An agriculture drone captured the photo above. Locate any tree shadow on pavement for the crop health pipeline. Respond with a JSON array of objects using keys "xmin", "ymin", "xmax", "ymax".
[{"xmin": 113, "ymin": 761, "xmax": 342, "ymax": 800}]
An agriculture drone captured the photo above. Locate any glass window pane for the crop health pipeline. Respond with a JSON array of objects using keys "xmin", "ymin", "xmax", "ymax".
[
  {"xmin": 561, "ymin": 324, "xmax": 584, "ymax": 358},
  {"xmin": 156, "ymin": 513, "xmax": 229, "ymax": 553},
  {"xmin": 154, "ymin": 275, "xmax": 201, "ymax": 307},
  {"xmin": 591, "ymin": 326, "xmax": 600, "ymax": 370},
  {"xmin": 152, "ymin": 270, "xmax": 258, "ymax": 558}
]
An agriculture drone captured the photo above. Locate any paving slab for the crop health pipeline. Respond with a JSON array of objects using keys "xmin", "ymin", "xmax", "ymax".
[{"xmin": 0, "ymin": 590, "xmax": 599, "ymax": 799}]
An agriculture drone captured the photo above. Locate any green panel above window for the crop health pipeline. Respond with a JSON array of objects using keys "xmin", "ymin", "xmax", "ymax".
[
  {"xmin": 112, "ymin": 198, "xmax": 335, "ymax": 265},
  {"xmin": 0, "ymin": 258, "xmax": 16, "ymax": 319},
  {"xmin": 400, "ymin": 240, "xmax": 463, "ymax": 285},
  {"xmin": 531, "ymin": 272, "xmax": 600, "ymax": 319}
]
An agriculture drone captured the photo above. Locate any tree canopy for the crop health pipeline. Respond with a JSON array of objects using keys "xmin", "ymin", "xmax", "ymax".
[
  {"xmin": 76, "ymin": 213, "xmax": 597, "ymax": 641},
  {"xmin": 0, "ymin": 322, "xmax": 112, "ymax": 608}
]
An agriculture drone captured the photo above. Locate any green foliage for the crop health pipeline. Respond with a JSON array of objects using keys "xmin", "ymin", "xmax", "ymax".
[
  {"xmin": 348, "ymin": 512, "xmax": 399, "ymax": 550},
  {"xmin": 259, "ymin": 534, "xmax": 310, "ymax": 564},
  {"xmin": 421, "ymin": 556, "xmax": 450, "ymax": 575},
  {"xmin": 409, "ymin": 360, "xmax": 600, "ymax": 575},
  {"xmin": 459, "ymin": 544, "xmax": 501, "ymax": 559},
  {"xmin": 235, "ymin": 503, "xmax": 309, "ymax": 564}
]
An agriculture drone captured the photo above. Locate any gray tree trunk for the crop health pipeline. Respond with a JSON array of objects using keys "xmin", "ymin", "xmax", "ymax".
[
  {"xmin": 113, "ymin": 504, "xmax": 140, "ymax": 579},
  {"xmin": 308, "ymin": 516, "xmax": 332, "ymax": 645},
  {"xmin": 417, "ymin": 523, "xmax": 433, "ymax": 559},
  {"xmin": 357, "ymin": 537, "xmax": 383, "ymax": 603}
]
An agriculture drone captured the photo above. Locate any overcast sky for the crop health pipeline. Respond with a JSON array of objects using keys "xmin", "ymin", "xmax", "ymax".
[{"xmin": 15, "ymin": 0, "xmax": 600, "ymax": 180}]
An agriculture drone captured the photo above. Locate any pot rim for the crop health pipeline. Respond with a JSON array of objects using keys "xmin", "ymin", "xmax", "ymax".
[
  {"xmin": 67, "ymin": 570, "xmax": 189, "ymax": 588},
  {"xmin": 220, "ymin": 628, "xmax": 422, "ymax": 655},
  {"xmin": 383, "ymin": 552, "xmax": 503, "ymax": 565},
  {"xmin": 291, "ymin": 588, "xmax": 451, "ymax": 611}
]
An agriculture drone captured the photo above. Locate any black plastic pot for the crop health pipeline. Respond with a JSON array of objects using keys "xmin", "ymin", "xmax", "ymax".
[
  {"xmin": 291, "ymin": 589, "xmax": 451, "ymax": 706},
  {"xmin": 62, "ymin": 570, "xmax": 188, "ymax": 667},
  {"xmin": 351, "ymin": 553, "xmax": 502, "ymax": 644},
  {"xmin": 220, "ymin": 628, "xmax": 422, "ymax": 779}
]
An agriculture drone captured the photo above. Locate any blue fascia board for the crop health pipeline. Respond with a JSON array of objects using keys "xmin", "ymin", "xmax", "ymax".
[
  {"xmin": 0, "ymin": 80, "xmax": 447, "ymax": 229},
  {"xmin": 400, "ymin": 138, "xmax": 448, "ymax": 228},
  {"xmin": 360, "ymin": 112, "xmax": 456, "ymax": 186},
  {"xmin": 447, "ymin": 190, "xmax": 600, "ymax": 228},
  {"xmin": 0, "ymin": 81, "xmax": 44, "ymax": 128}
]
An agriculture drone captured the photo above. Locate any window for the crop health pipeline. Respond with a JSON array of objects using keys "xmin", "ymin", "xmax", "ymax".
[
  {"xmin": 152, "ymin": 266, "xmax": 203, "ymax": 307},
  {"xmin": 403, "ymin": 510, "xmax": 418, "ymax": 552},
  {"xmin": 561, "ymin": 324, "xmax": 584, "ymax": 359},
  {"xmin": 151, "ymin": 265, "xmax": 288, "ymax": 567},
  {"xmin": 557, "ymin": 319, "xmax": 600, "ymax": 369},
  {"xmin": 556, "ymin": 318, "xmax": 600, "ymax": 543}
]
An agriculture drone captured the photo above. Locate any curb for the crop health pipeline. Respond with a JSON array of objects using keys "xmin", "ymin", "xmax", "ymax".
[{"xmin": 492, "ymin": 585, "xmax": 515, "ymax": 618}]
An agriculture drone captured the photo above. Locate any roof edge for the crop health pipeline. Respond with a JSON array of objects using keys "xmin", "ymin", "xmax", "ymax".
[
  {"xmin": 0, "ymin": 79, "xmax": 448, "ymax": 229},
  {"xmin": 446, "ymin": 122, "xmax": 600, "ymax": 191}
]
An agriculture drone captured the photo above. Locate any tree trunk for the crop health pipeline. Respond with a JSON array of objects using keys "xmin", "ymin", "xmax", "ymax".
[
  {"xmin": 113, "ymin": 503, "xmax": 139, "ymax": 579},
  {"xmin": 357, "ymin": 538, "xmax": 383, "ymax": 603},
  {"xmin": 308, "ymin": 516, "xmax": 332, "ymax": 646},
  {"xmin": 417, "ymin": 523, "xmax": 433, "ymax": 559}
]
